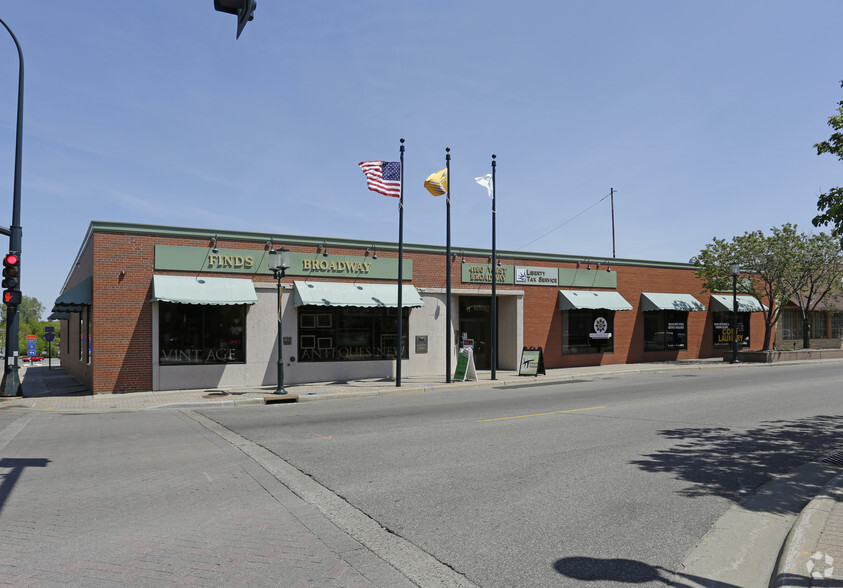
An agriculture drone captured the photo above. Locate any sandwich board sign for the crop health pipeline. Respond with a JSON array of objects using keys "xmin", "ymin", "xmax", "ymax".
[
  {"xmin": 518, "ymin": 346, "xmax": 546, "ymax": 376},
  {"xmin": 453, "ymin": 348, "xmax": 478, "ymax": 382}
]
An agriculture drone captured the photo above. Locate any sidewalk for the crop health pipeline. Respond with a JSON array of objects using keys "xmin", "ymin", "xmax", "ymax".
[
  {"xmin": 4, "ymin": 357, "xmax": 737, "ymax": 412},
  {"xmin": 773, "ymin": 472, "xmax": 843, "ymax": 586}
]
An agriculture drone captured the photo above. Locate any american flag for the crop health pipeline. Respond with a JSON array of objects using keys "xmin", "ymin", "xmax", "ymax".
[{"xmin": 358, "ymin": 160, "xmax": 401, "ymax": 197}]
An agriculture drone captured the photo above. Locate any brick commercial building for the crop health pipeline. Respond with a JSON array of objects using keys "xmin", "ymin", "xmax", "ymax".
[{"xmin": 50, "ymin": 222, "xmax": 765, "ymax": 394}]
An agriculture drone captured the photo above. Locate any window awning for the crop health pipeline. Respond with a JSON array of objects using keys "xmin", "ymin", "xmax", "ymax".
[
  {"xmin": 641, "ymin": 292, "xmax": 706, "ymax": 312},
  {"xmin": 710, "ymin": 294, "xmax": 767, "ymax": 313},
  {"xmin": 558, "ymin": 290, "xmax": 633, "ymax": 311},
  {"xmin": 47, "ymin": 311, "xmax": 70, "ymax": 321},
  {"xmin": 151, "ymin": 275, "xmax": 257, "ymax": 305},
  {"xmin": 294, "ymin": 281, "xmax": 424, "ymax": 308},
  {"xmin": 51, "ymin": 276, "xmax": 92, "ymax": 313}
]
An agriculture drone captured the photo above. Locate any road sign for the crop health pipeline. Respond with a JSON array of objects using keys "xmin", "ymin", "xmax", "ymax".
[
  {"xmin": 27, "ymin": 335, "xmax": 36, "ymax": 357},
  {"xmin": 45, "ymin": 333, "xmax": 55, "ymax": 342},
  {"xmin": 45, "ymin": 326, "xmax": 55, "ymax": 332}
]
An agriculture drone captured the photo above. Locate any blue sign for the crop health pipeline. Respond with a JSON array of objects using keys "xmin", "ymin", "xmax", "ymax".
[{"xmin": 45, "ymin": 333, "xmax": 55, "ymax": 342}]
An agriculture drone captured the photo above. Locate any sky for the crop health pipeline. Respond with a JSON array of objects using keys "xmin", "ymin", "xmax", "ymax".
[{"xmin": 0, "ymin": 2, "xmax": 841, "ymax": 318}]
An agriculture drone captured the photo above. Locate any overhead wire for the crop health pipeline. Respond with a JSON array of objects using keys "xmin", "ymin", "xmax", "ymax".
[{"xmin": 515, "ymin": 191, "xmax": 612, "ymax": 251}]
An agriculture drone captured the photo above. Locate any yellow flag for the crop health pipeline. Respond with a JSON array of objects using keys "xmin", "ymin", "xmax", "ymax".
[{"xmin": 424, "ymin": 168, "xmax": 448, "ymax": 196}]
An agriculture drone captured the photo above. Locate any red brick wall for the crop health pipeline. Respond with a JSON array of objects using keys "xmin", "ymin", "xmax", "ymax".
[{"xmin": 89, "ymin": 228, "xmax": 768, "ymax": 390}]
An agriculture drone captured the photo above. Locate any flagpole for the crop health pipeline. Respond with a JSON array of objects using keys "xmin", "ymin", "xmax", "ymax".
[
  {"xmin": 611, "ymin": 187, "xmax": 616, "ymax": 258},
  {"xmin": 445, "ymin": 147, "xmax": 452, "ymax": 383},
  {"xmin": 491, "ymin": 154, "xmax": 497, "ymax": 381},
  {"xmin": 396, "ymin": 138, "xmax": 405, "ymax": 387}
]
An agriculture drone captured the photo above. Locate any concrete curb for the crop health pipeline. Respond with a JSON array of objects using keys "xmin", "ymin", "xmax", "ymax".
[
  {"xmin": 772, "ymin": 472, "xmax": 843, "ymax": 587},
  {"xmin": 147, "ymin": 397, "xmax": 267, "ymax": 410}
]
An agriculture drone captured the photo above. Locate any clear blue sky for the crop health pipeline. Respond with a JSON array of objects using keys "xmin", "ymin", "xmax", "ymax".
[{"xmin": 1, "ymin": 2, "xmax": 841, "ymax": 317}]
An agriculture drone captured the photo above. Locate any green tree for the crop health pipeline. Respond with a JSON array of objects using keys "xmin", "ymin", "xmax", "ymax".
[
  {"xmin": 778, "ymin": 232, "xmax": 843, "ymax": 349},
  {"xmin": 813, "ymin": 80, "xmax": 843, "ymax": 241},
  {"xmin": 1, "ymin": 296, "xmax": 60, "ymax": 356},
  {"xmin": 694, "ymin": 224, "xmax": 804, "ymax": 351}
]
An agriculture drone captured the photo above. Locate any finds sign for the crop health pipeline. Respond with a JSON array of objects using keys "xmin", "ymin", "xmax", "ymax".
[{"xmin": 155, "ymin": 245, "xmax": 412, "ymax": 280}]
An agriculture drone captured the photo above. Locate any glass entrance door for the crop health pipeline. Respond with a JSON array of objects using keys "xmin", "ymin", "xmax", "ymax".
[{"xmin": 458, "ymin": 296, "xmax": 495, "ymax": 370}]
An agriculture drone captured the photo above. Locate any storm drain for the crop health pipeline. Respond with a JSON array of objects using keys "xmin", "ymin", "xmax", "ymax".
[{"xmin": 819, "ymin": 450, "xmax": 843, "ymax": 467}]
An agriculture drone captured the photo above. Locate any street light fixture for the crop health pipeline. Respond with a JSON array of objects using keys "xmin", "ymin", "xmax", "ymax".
[
  {"xmin": 268, "ymin": 246, "xmax": 290, "ymax": 394},
  {"xmin": 730, "ymin": 263, "xmax": 741, "ymax": 364}
]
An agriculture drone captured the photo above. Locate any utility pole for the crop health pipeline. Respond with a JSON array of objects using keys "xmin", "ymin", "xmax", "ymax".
[{"xmin": 0, "ymin": 17, "xmax": 25, "ymax": 397}]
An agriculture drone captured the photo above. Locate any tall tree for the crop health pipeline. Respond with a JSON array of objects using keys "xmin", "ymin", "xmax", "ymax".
[
  {"xmin": 779, "ymin": 232, "xmax": 843, "ymax": 349},
  {"xmin": 813, "ymin": 80, "xmax": 843, "ymax": 241},
  {"xmin": 695, "ymin": 224, "xmax": 804, "ymax": 351}
]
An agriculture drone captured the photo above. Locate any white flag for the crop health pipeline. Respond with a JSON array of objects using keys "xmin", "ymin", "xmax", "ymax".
[{"xmin": 474, "ymin": 174, "xmax": 494, "ymax": 199}]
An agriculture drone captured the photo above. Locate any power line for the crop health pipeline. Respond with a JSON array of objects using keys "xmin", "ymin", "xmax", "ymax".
[{"xmin": 515, "ymin": 192, "xmax": 612, "ymax": 251}]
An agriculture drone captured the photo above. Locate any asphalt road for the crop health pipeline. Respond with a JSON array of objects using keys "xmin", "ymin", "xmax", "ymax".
[{"xmin": 203, "ymin": 362, "xmax": 843, "ymax": 587}]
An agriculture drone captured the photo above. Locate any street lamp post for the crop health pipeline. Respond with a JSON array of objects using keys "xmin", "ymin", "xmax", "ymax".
[
  {"xmin": 730, "ymin": 263, "xmax": 741, "ymax": 364},
  {"xmin": 268, "ymin": 246, "xmax": 290, "ymax": 394},
  {"xmin": 0, "ymin": 17, "xmax": 24, "ymax": 398}
]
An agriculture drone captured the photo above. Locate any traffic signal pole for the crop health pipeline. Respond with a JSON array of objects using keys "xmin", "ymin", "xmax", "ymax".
[{"xmin": 1, "ymin": 17, "xmax": 25, "ymax": 397}]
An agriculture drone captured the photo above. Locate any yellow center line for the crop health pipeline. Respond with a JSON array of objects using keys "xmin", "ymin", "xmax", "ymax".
[{"xmin": 477, "ymin": 405, "xmax": 606, "ymax": 422}]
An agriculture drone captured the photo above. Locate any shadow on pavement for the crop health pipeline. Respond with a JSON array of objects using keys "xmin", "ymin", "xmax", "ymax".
[
  {"xmin": 630, "ymin": 415, "xmax": 843, "ymax": 514},
  {"xmin": 0, "ymin": 457, "xmax": 50, "ymax": 514},
  {"xmin": 553, "ymin": 556, "xmax": 741, "ymax": 586}
]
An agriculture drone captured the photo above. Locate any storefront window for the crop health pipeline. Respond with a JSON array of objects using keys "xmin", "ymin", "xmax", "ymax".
[
  {"xmin": 832, "ymin": 312, "xmax": 843, "ymax": 339},
  {"xmin": 712, "ymin": 312, "xmax": 750, "ymax": 348},
  {"xmin": 644, "ymin": 310, "xmax": 687, "ymax": 351},
  {"xmin": 298, "ymin": 307, "xmax": 409, "ymax": 362},
  {"xmin": 812, "ymin": 312, "xmax": 828, "ymax": 339},
  {"xmin": 561, "ymin": 310, "xmax": 614, "ymax": 354},
  {"xmin": 159, "ymin": 302, "xmax": 246, "ymax": 365},
  {"xmin": 781, "ymin": 309, "xmax": 830, "ymax": 340}
]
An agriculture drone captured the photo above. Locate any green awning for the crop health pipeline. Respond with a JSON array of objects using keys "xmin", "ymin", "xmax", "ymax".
[
  {"xmin": 641, "ymin": 292, "xmax": 706, "ymax": 312},
  {"xmin": 52, "ymin": 277, "xmax": 92, "ymax": 313},
  {"xmin": 47, "ymin": 311, "xmax": 70, "ymax": 321},
  {"xmin": 294, "ymin": 281, "xmax": 424, "ymax": 308},
  {"xmin": 710, "ymin": 294, "xmax": 767, "ymax": 313},
  {"xmin": 152, "ymin": 275, "xmax": 257, "ymax": 305},
  {"xmin": 558, "ymin": 290, "xmax": 633, "ymax": 311}
]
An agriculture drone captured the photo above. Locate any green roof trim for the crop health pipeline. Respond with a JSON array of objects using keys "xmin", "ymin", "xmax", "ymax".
[{"xmin": 88, "ymin": 221, "xmax": 698, "ymax": 271}]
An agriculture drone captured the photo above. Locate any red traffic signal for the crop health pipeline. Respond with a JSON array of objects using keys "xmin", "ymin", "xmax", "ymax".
[
  {"xmin": 2, "ymin": 252, "xmax": 20, "ymax": 290},
  {"xmin": 213, "ymin": 0, "xmax": 257, "ymax": 39}
]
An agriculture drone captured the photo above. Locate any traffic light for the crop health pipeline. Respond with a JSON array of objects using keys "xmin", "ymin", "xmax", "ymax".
[
  {"xmin": 213, "ymin": 0, "xmax": 257, "ymax": 39},
  {"xmin": 2, "ymin": 252, "xmax": 19, "ymax": 290}
]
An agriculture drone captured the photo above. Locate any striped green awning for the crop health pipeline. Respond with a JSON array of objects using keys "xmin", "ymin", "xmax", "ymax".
[
  {"xmin": 710, "ymin": 294, "xmax": 767, "ymax": 313},
  {"xmin": 294, "ymin": 281, "xmax": 424, "ymax": 308},
  {"xmin": 641, "ymin": 292, "xmax": 706, "ymax": 312},
  {"xmin": 151, "ymin": 275, "xmax": 257, "ymax": 305},
  {"xmin": 558, "ymin": 290, "xmax": 633, "ymax": 311}
]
